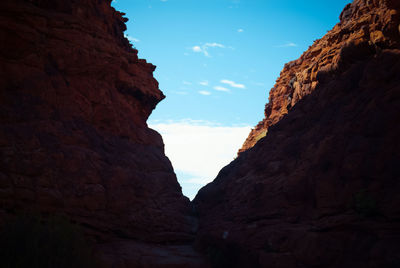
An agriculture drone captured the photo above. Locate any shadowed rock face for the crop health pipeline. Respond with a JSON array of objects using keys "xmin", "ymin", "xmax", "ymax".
[
  {"xmin": 0, "ymin": 0, "xmax": 194, "ymax": 246},
  {"xmin": 195, "ymin": 0, "xmax": 400, "ymax": 267},
  {"xmin": 2, "ymin": 0, "xmax": 400, "ymax": 267},
  {"xmin": 239, "ymin": 0, "xmax": 400, "ymax": 154}
]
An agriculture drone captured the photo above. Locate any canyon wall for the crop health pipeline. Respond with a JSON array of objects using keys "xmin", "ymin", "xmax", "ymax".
[
  {"xmin": 0, "ymin": 0, "xmax": 194, "ymax": 247},
  {"xmin": 2, "ymin": 0, "xmax": 400, "ymax": 267},
  {"xmin": 239, "ymin": 0, "xmax": 400, "ymax": 154},
  {"xmin": 195, "ymin": 0, "xmax": 400, "ymax": 267}
]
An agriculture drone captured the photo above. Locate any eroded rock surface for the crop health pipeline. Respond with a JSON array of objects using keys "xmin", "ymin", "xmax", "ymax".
[
  {"xmin": 0, "ymin": 0, "xmax": 198, "ymax": 263},
  {"xmin": 239, "ymin": 0, "xmax": 400, "ymax": 154},
  {"xmin": 195, "ymin": 0, "xmax": 400, "ymax": 267}
]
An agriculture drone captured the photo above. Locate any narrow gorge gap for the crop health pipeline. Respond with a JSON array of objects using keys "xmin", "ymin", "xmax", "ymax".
[
  {"xmin": 111, "ymin": 0, "xmax": 352, "ymax": 200},
  {"xmin": 2, "ymin": 0, "xmax": 398, "ymax": 267}
]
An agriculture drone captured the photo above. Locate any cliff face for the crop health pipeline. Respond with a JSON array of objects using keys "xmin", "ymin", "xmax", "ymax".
[
  {"xmin": 0, "ymin": 0, "xmax": 193, "ymax": 246},
  {"xmin": 195, "ymin": 0, "xmax": 400, "ymax": 267},
  {"xmin": 239, "ymin": 0, "xmax": 400, "ymax": 154},
  {"xmin": 2, "ymin": 0, "xmax": 400, "ymax": 267}
]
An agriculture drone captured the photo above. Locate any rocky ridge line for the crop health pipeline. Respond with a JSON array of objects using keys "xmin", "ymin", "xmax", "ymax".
[
  {"xmin": 239, "ymin": 0, "xmax": 400, "ymax": 154},
  {"xmin": 195, "ymin": 0, "xmax": 400, "ymax": 267}
]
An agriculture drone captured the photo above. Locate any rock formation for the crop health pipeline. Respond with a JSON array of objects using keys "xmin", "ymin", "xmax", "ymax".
[
  {"xmin": 195, "ymin": 0, "xmax": 400, "ymax": 267},
  {"xmin": 0, "ymin": 0, "xmax": 202, "ymax": 266},
  {"xmin": 239, "ymin": 0, "xmax": 400, "ymax": 154},
  {"xmin": 2, "ymin": 0, "xmax": 400, "ymax": 267}
]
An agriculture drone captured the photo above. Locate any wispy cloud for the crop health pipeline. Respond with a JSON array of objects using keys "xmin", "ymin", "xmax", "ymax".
[
  {"xmin": 213, "ymin": 86, "xmax": 230, "ymax": 92},
  {"xmin": 199, "ymin": 81, "xmax": 209, "ymax": 86},
  {"xmin": 206, "ymin": 42, "xmax": 225, "ymax": 48},
  {"xmin": 198, "ymin": 90, "xmax": 211, "ymax": 95},
  {"xmin": 275, "ymin": 42, "xmax": 298, "ymax": 48},
  {"xmin": 238, "ymin": 29, "xmax": 244, "ymax": 33},
  {"xmin": 182, "ymin": 81, "xmax": 192, "ymax": 85},
  {"xmin": 192, "ymin": 46, "xmax": 202, "ymax": 52},
  {"xmin": 191, "ymin": 43, "xmax": 226, "ymax": 57},
  {"xmin": 149, "ymin": 120, "xmax": 251, "ymax": 199},
  {"xmin": 221, "ymin": 79, "xmax": 246, "ymax": 89},
  {"xmin": 124, "ymin": 34, "xmax": 140, "ymax": 43}
]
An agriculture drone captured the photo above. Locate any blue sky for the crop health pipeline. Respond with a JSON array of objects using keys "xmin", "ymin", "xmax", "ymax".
[{"xmin": 111, "ymin": 0, "xmax": 352, "ymax": 199}]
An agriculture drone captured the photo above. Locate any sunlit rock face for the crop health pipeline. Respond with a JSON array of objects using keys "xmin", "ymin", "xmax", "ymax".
[
  {"xmin": 0, "ymin": 0, "xmax": 194, "ymax": 247},
  {"xmin": 195, "ymin": 0, "xmax": 400, "ymax": 267},
  {"xmin": 239, "ymin": 0, "xmax": 400, "ymax": 154}
]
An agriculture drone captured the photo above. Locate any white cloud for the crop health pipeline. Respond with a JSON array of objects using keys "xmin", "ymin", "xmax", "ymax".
[
  {"xmin": 182, "ymin": 81, "xmax": 192, "ymax": 85},
  {"xmin": 199, "ymin": 81, "xmax": 209, "ymax": 86},
  {"xmin": 124, "ymin": 34, "xmax": 140, "ymax": 43},
  {"xmin": 191, "ymin": 43, "xmax": 226, "ymax": 57},
  {"xmin": 221, "ymin": 79, "xmax": 246, "ymax": 89},
  {"xmin": 205, "ymin": 42, "xmax": 225, "ymax": 48},
  {"xmin": 276, "ymin": 42, "xmax": 298, "ymax": 48},
  {"xmin": 192, "ymin": 46, "xmax": 202, "ymax": 53},
  {"xmin": 198, "ymin": 90, "xmax": 211, "ymax": 95},
  {"xmin": 238, "ymin": 29, "xmax": 244, "ymax": 32},
  {"xmin": 213, "ymin": 86, "xmax": 230, "ymax": 92},
  {"xmin": 150, "ymin": 120, "xmax": 251, "ymax": 199}
]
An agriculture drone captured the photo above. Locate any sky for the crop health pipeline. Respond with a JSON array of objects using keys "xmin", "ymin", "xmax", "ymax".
[{"xmin": 111, "ymin": 0, "xmax": 352, "ymax": 199}]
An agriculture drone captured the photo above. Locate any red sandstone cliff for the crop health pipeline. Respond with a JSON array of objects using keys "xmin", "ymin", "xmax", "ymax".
[
  {"xmin": 0, "ymin": 0, "xmax": 205, "ymax": 266},
  {"xmin": 195, "ymin": 0, "xmax": 400, "ymax": 267},
  {"xmin": 239, "ymin": 0, "xmax": 400, "ymax": 154}
]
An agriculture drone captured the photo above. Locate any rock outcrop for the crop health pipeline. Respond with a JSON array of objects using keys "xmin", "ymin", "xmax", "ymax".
[
  {"xmin": 0, "ymin": 0, "xmax": 195, "ymax": 260},
  {"xmin": 2, "ymin": 0, "xmax": 400, "ymax": 267},
  {"xmin": 195, "ymin": 0, "xmax": 400, "ymax": 267},
  {"xmin": 239, "ymin": 0, "xmax": 400, "ymax": 154}
]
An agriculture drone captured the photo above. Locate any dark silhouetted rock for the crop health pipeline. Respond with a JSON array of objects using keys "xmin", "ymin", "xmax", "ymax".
[{"xmin": 0, "ymin": 0, "xmax": 206, "ymax": 266}]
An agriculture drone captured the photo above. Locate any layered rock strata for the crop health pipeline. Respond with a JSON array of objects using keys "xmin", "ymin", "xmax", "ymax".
[
  {"xmin": 0, "ymin": 0, "xmax": 194, "ymax": 247},
  {"xmin": 195, "ymin": 0, "xmax": 400, "ymax": 267},
  {"xmin": 239, "ymin": 0, "xmax": 400, "ymax": 154}
]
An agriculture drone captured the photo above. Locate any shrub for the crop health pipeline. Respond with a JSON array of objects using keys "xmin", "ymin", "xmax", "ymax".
[
  {"xmin": 254, "ymin": 130, "xmax": 268, "ymax": 144},
  {"xmin": 206, "ymin": 243, "xmax": 238, "ymax": 268},
  {"xmin": 354, "ymin": 189, "xmax": 378, "ymax": 217},
  {"xmin": 0, "ymin": 213, "xmax": 100, "ymax": 268}
]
